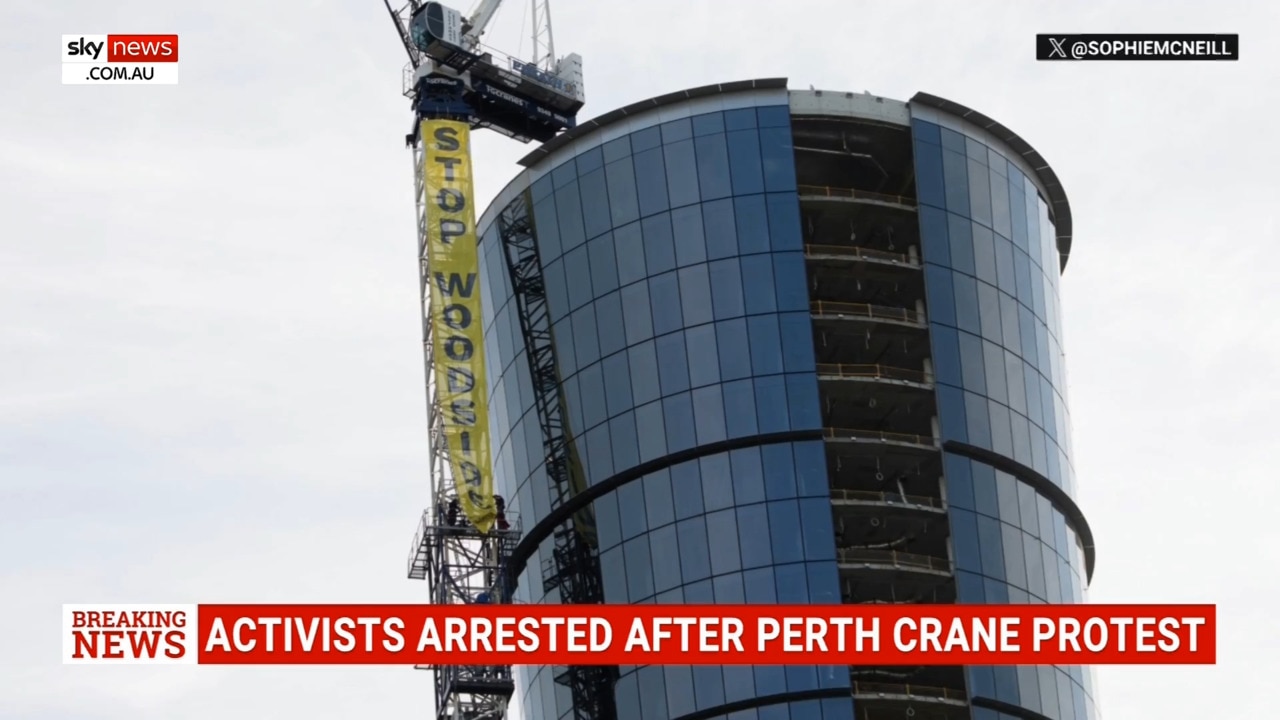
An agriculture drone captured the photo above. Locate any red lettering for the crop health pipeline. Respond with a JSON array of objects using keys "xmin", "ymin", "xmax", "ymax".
[
  {"xmin": 72, "ymin": 630, "xmax": 96, "ymax": 658},
  {"xmin": 72, "ymin": 611, "xmax": 87, "ymax": 628},
  {"xmin": 164, "ymin": 631, "xmax": 186, "ymax": 659},
  {"xmin": 102, "ymin": 630, "xmax": 125, "ymax": 659},
  {"xmin": 129, "ymin": 630, "xmax": 161, "ymax": 658}
]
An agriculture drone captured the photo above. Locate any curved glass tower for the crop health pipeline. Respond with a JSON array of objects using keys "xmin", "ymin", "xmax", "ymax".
[{"xmin": 472, "ymin": 79, "xmax": 1097, "ymax": 720}]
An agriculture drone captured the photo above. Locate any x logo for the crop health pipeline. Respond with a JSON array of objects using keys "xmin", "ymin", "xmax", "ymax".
[{"xmin": 1048, "ymin": 37, "xmax": 1068, "ymax": 58}]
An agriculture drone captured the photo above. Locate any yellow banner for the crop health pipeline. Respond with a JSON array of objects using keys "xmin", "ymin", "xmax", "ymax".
[{"xmin": 422, "ymin": 119, "xmax": 496, "ymax": 534}]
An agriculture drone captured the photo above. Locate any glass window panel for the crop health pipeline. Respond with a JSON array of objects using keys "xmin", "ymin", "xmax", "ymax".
[
  {"xmin": 951, "ymin": 508, "xmax": 982, "ymax": 573},
  {"xmin": 739, "ymin": 254, "xmax": 777, "ymax": 315},
  {"xmin": 912, "ymin": 119, "xmax": 941, "ymax": 145},
  {"xmin": 755, "ymin": 375, "xmax": 790, "ymax": 434},
  {"xmin": 706, "ymin": 509, "xmax": 743, "ymax": 575},
  {"xmin": 694, "ymin": 453, "xmax": 734, "ymax": 514},
  {"xmin": 623, "ymin": 535, "xmax": 654, "ymax": 600},
  {"xmin": 944, "ymin": 453, "xmax": 975, "ymax": 510},
  {"xmin": 952, "ymin": 272, "xmax": 982, "ymax": 338},
  {"xmin": 914, "ymin": 140, "xmax": 945, "ymax": 209},
  {"xmin": 621, "ymin": 279, "xmax": 653, "ymax": 346},
  {"xmin": 628, "ymin": 340, "xmax": 660, "ymax": 405},
  {"xmin": 596, "ymin": 491, "xmax": 622, "ymax": 550},
  {"xmin": 533, "ymin": 194, "xmax": 562, "ymax": 264},
  {"xmin": 693, "ymin": 384, "xmax": 728, "ymax": 444},
  {"xmin": 748, "ymin": 314, "xmax": 784, "ymax": 375},
  {"xmin": 958, "ymin": 329, "xmax": 987, "ymax": 393},
  {"xmin": 656, "ymin": 331, "xmax": 690, "ymax": 395},
  {"xmin": 717, "ymin": 318, "xmax": 752, "ymax": 381},
  {"xmin": 737, "ymin": 504, "xmax": 773, "ymax": 568},
  {"xmin": 775, "ymin": 253, "xmax": 809, "ymax": 312},
  {"xmin": 768, "ymin": 500, "xmax": 804, "ymax": 564},
  {"xmin": 710, "ymin": 258, "xmax": 746, "ymax": 320},
  {"xmin": 670, "ymin": 459, "xmax": 703, "ymax": 520},
  {"xmin": 977, "ymin": 280, "xmax": 1003, "ymax": 345},
  {"xmin": 932, "ymin": 324, "xmax": 963, "ymax": 388},
  {"xmin": 1014, "ymin": 247, "xmax": 1033, "ymax": 306},
  {"xmin": 990, "ymin": 165, "xmax": 1012, "ymax": 239},
  {"xmin": 734, "ymin": 194, "xmax": 770, "ymax": 255},
  {"xmin": 1006, "ymin": 350, "xmax": 1028, "ymax": 414},
  {"xmin": 587, "ymin": 231, "xmax": 621, "ymax": 298},
  {"xmin": 939, "ymin": 126, "xmax": 966, "ymax": 154},
  {"xmin": 730, "ymin": 447, "xmax": 765, "ymax": 504},
  {"xmin": 724, "ymin": 665, "xmax": 756, "ymax": 705},
  {"xmin": 726, "ymin": 108, "xmax": 758, "ymax": 131},
  {"xmin": 972, "ymin": 223, "xmax": 998, "ymax": 286},
  {"xmin": 763, "ymin": 443, "xmax": 797, "ymax": 499},
  {"xmin": 642, "ymin": 213, "xmax": 677, "ymax": 276},
  {"xmin": 637, "ymin": 665, "xmax": 668, "ymax": 720},
  {"xmin": 779, "ymin": 312, "xmax": 816, "ymax": 372},
  {"xmin": 677, "ymin": 516, "xmax": 712, "ymax": 583},
  {"xmin": 649, "ymin": 525, "xmax": 681, "ymax": 593},
  {"xmin": 627, "ymin": 127, "xmax": 660, "ymax": 153},
  {"xmin": 662, "ymin": 665, "xmax": 695, "ymax": 718},
  {"xmin": 614, "ymin": 221, "xmax": 647, "ymax": 287},
  {"xmin": 579, "ymin": 168, "xmax": 613, "ymax": 241},
  {"xmin": 662, "ymin": 139, "xmax": 700, "ymax": 209},
  {"xmin": 555, "ymin": 180, "xmax": 587, "ymax": 253},
  {"xmin": 767, "ymin": 193, "xmax": 803, "ymax": 251},
  {"xmin": 695, "ymin": 133, "xmax": 732, "ymax": 201},
  {"xmin": 703, "ymin": 198, "xmax": 737, "ymax": 260},
  {"xmin": 686, "ymin": 323, "xmax": 721, "ymax": 388},
  {"xmin": 757, "ymin": 105, "xmax": 790, "ymax": 128},
  {"xmin": 578, "ymin": 361, "xmax": 607, "ymax": 429},
  {"xmin": 1019, "ymin": 305, "xmax": 1039, "ymax": 365},
  {"xmin": 606, "ymin": 157, "xmax": 640, "ymax": 227},
  {"xmin": 993, "ymin": 664, "xmax": 1021, "ymax": 705},
  {"xmin": 603, "ymin": 350, "xmax": 633, "ymax": 417},
  {"xmin": 942, "ymin": 147, "xmax": 970, "ymax": 216},
  {"xmin": 786, "ymin": 373, "xmax": 821, "ymax": 430},
  {"xmin": 617, "ymin": 476, "xmax": 647, "ymax": 540},
  {"xmin": 610, "ymin": 411, "xmax": 640, "ymax": 472},
  {"xmin": 759, "ymin": 126, "xmax": 798, "ymax": 192},
  {"xmin": 995, "ymin": 237, "xmax": 1016, "ymax": 295},
  {"xmin": 776, "ymin": 563, "xmax": 810, "ymax": 604},
  {"xmin": 596, "ymin": 291, "xmax": 627, "ymax": 359},
  {"xmin": 661, "ymin": 118, "xmax": 692, "ymax": 143},
  {"xmin": 633, "ymin": 147, "xmax": 670, "ymax": 218},
  {"xmin": 968, "ymin": 157, "xmax": 993, "ymax": 228},
  {"xmin": 671, "ymin": 204, "xmax": 707, "ymax": 267},
  {"xmin": 965, "ymin": 390, "xmax": 993, "ymax": 450},
  {"xmin": 989, "ymin": 400, "xmax": 1014, "ymax": 458},
  {"xmin": 790, "ymin": 441, "xmax": 825, "ymax": 497},
  {"xmin": 663, "ymin": 392, "xmax": 696, "ymax": 454},
  {"xmin": 1024, "ymin": 531, "xmax": 1047, "ymax": 599},
  {"xmin": 573, "ymin": 304, "xmax": 601, "ymax": 369},
  {"xmin": 693, "ymin": 112, "xmax": 725, "ymax": 136},
  {"xmin": 926, "ymin": 265, "xmax": 957, "ymax": 327},
  {"xmin": 643, "ymin": 469, "xmax": 675, "ymax": 529},
  {"xmin": 919, "ymin": 205, "xmax": 950, "ymax": 265},
  {"xmin": 600, "ymin": 545, "xmax": 627, "ymax": 602},
  {"xmin": 744, "ymin": 567, "xmax": 777, "ymax": 604},
  {"xmin": 800, "ymin": 498, "xmax": 837, "ymax": 561},
  {"xmin": 563, "ymin": 244, "xmax": 593, "ymax": 311},
  {"xmin": 947, "ymin": 211, "xmax": 976, "ymax": 275},
  {"xmin": 727, "ymin": 129, "xmax": 765, "ymax": 195},
  {"xmin": 937, "ymin": 384, "xmax": 968, "ymax": 442},
  {"xmin": 977, "ymin": 514, "xmax": 1006, "ymax": 580},
  {"xmin": 649, "ymin": 271, "xmax": 683, "ymax": 336},
  {"xmin": 723, "ymin": 378, "xmax": 758, "ymax": 439},
  {"xmin": 679, "ymin": 263, "xmax": 714, "ymax": 327},
  {"xmin": 603, "ymin": 135, "xmax": 631, "ymax": 163}
]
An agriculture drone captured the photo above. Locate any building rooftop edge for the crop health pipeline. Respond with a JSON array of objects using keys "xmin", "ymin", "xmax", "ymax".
[
  {"xmin": 506, "ymin": 80, "xmax": 1073, "ymax": 272},
  {"xmin": 910, "ymin": 92, "xmax": 1073, "ymax": 272}
]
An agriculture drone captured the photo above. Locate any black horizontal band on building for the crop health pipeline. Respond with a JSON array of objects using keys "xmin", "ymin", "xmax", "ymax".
[
  {"xmin": 669, "ymin": 688, "xmax": 851, "ymax": 720},
  {"xmin": 971, "ymin": 696, "xmax": 1056, "ymax": 720},
  {"xmin": 504, "ymin": 430, "xmax": 825, "ymax": 595},
  {"xmin": 942, "ymin": 441, "xmax": 1096, "ymax": 582}
]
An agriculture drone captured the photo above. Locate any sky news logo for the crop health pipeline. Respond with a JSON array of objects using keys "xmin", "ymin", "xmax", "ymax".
[{"xmin": 62, "ymin": 34, "xmax": 179, "ymax": 85}]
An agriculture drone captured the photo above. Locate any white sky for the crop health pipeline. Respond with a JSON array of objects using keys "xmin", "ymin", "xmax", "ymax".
[{"xmin": 2, "ymin": 1, "xmax": 1277, "ymax": 718}]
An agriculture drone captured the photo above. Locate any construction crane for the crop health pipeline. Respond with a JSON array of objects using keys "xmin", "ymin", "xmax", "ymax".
[{"xmin": 386, "ymin": 2, "xmax": 611, "ymax": 720}]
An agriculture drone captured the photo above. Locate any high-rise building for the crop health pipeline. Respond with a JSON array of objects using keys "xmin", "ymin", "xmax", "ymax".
[{"xmin": 474, "ymin": 79, "xmax": 1097, "ymax": 720}]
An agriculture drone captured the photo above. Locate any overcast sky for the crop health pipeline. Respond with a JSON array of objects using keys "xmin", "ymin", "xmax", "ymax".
[{"xmin": 2, "ymin": 0, "xmax": 1277, "ymax": 718}]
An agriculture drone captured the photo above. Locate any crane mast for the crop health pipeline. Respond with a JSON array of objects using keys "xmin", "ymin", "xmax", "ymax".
[{"xmin": 387, "ymin": 2, "xmax": 611, "ymax": 720}]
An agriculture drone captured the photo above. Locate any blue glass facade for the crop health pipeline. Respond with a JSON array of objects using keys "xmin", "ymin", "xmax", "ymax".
[
  {"xmin": 466, "ymin": 85, "xmax": 1097, "ymax": 720},
  {"xmin": 913, "ymin": 118, "xmax": 1097, "ymax": 720},
  {"xmin": 478, "ymin": 101, "xmax": 852, "ymax": 720}
]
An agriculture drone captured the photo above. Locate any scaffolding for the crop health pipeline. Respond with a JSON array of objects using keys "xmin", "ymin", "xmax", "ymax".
[{"xmin": 496, "ymin": 192, "xmax": 617, "ymax": 720}]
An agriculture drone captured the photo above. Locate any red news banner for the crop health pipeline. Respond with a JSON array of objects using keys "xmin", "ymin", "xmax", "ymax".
[{"xmin": 63, "ymin": 604, "xmax": 1215, "ymax": 666}]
